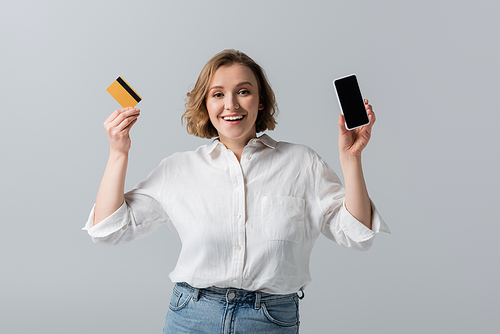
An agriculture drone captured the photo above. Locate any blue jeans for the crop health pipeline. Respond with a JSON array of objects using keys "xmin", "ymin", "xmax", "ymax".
[{"xmin": 163, "ymin": 283, "xmax": 301, "ymax": 333}]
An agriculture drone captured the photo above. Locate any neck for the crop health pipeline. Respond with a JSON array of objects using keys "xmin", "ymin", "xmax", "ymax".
[{"xmin": 219, "ymin": 133, "xmax": 256, "ymax": 162}]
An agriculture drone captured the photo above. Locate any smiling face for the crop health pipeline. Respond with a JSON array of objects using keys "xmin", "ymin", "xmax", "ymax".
[{"xmin": 206, "ymin": 63, "xmax": 264, "ymax": 148}]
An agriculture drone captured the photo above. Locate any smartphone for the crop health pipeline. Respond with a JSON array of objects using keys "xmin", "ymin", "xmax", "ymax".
[{"xmin": 333, "ymin": 74, "xmax": 370, "ymax": 130}]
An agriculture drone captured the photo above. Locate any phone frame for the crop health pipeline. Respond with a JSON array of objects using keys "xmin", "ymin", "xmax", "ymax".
[{"xmin": 333, "ymin": 74, "xmax": 370, "ymax": 130}]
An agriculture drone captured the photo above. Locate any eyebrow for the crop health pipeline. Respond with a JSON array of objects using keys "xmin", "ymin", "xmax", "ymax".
[{"xmin": 208, "ymin": 81, "xmax": 254, "ymax": 91}]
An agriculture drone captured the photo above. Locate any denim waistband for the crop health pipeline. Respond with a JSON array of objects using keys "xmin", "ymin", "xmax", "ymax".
[{"xmin": 175, "ymin": 282, "xmax": 304, "ymax": 310}]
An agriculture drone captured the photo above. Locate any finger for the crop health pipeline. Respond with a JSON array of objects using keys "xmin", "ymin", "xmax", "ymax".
[
  {"xmin": 120, "ymin": 117, "xmax": 139, "ymax": 134},
  {"xmin": 117, "ymin": 107, "xmax": 140, "ymax": 118},
  {"xmin": 108, "ymin": 108, "xmax": 140, "ymax": 128},
  {"xmin": 104, "ymin": 107, "xmax": 132, "ymax": 126},
  {"xmin": 116, "ymin": 114, "xmax": 139, "ymax": 133},
  {"xmin": 362, "ymin": 112, "xmax": 375, "ymax": 136},
  {"xmin": 363, "ymin": 103, "xmax": 375, "ymax": 122},
  {"xmin": 338, "ymin": 114, "xmax": 348, "ymax": 136},
  {"xmin": 104, "ymin": 109, "xmax": 139, "ymax": 136},
  {"xmin": 369, "ymin": 109, "xmax": 376, "ymax": 125},
  {"xmin": 104, "ymin": 109, "xmax": 122, "ymax": 125},
  {"xmin": 362, "ymin": 99, "xmax": 375, "ymax": 124}
]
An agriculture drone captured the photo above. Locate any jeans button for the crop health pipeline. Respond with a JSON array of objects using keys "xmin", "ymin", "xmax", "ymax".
[{"xmin": 228, "ymin": 292, "xmax": 236, "ymax": 300}]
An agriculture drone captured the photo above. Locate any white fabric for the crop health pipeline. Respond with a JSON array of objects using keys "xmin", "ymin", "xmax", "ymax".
[{"xmin": 83, "ymin": 134, "xmax": 390, "ymax": 294}]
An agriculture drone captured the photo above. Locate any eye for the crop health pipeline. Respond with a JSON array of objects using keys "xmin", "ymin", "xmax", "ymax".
[
  {"xmin": 238, "ymin": 89, "xmax": 250, "ymax": 95},
  {"xmin": 212, "ymin": 92, "xmax": 223, "ymax": 98}
]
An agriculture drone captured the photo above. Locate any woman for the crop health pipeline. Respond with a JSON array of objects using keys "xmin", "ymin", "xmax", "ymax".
[{"xmin": 83, "ymin": 49, "xmax": 389, "ymax": 333}]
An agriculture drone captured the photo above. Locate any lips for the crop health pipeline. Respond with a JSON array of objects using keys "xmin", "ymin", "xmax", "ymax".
[{"xmin": 222, "ymin": 115, "xmax": 245, "ymax": 121}]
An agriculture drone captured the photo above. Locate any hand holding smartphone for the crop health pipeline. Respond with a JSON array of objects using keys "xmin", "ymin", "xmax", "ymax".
[{"xmin": 333, "ymin": 74, "xmax": 369, "ymax": 130}]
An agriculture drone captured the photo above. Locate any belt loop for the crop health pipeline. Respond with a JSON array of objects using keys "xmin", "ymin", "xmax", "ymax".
[
  {"xmin": 193, "ymin": 288, "xmax": 200, "ymax": 301},
  {"xmin": 297, "ymin": 288, "xmax": 305, "ymax": 300},
  {"xmin": 255, "ymin": 291, "xmax": 261, "ymax": 309}
]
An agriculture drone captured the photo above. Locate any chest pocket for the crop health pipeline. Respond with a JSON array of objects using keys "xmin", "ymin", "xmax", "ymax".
[{"xmin": 261, "ymin": 196, "xmax": 305, "ymax": 243}]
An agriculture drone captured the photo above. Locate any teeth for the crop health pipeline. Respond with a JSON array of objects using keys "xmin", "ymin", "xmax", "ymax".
[{"xmin": 223, "ymin": 115, "xmax": 244, "ymax": 121}]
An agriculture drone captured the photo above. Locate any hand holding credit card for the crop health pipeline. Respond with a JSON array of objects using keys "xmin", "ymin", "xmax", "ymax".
[{"xmin": 106, "ymin": 76, "xmax": 142, "ymax": 108}]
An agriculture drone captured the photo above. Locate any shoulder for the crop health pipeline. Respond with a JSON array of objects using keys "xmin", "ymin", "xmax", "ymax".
[
  {"xmin": 273, "ymin": 139, "xmax": 322, "ymax": 162},
  {"xmin": 265, "ymin": 135, "xmax": 333, "ymax": 173},
  {"xmin": 159, "ymin": 141, "xmax": 215, "ymax": 166}
]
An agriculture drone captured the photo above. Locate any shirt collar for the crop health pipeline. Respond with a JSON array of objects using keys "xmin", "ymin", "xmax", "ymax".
[
  {"xmin": 205, "ymin": 133, "xmax": 277, "ymax": 156},
  {"xmin": 206, "ymin": 138, "xmax": 221, "ymax": 155},
  {"xmin": 257, "ymin": 134, "xmax": 277, "ymax": 149}
]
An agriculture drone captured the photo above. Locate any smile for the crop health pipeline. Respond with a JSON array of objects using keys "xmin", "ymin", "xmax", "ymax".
[{"xmin": 222, "ymin": 115, "xmax": 245, "ymax": 121}]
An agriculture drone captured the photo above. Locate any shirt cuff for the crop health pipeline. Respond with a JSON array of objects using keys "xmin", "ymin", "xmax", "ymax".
[
  {"xmin": 339, "ymin": 200, "xmax": 391, "ymax": 243},
  {"xmin": 82, "ymin": 201, "xmax": 129, "ymax": 238}
]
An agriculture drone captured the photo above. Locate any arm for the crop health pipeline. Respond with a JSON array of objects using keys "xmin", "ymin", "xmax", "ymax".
[
  {"xmin": 338, "ymin": 99, "xmax": 375, "ymax": 229},
  {"xmin": 93, "ymin": 107, "xmax": 140, "ymax": 225}
]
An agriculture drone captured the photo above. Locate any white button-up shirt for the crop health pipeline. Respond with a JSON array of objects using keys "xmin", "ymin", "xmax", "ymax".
[{"xmin": 83, "ymin": 134, "xmax": 390, "ymax": 294}]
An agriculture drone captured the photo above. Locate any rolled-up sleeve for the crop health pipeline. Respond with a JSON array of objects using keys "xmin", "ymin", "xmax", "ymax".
[
  {"xmin": 82, "ymin": 159, "xmax": 171, "ymax": 245},
  {"xmin": 82, "ymin": 201, "xmax": 128, "ymax": 237},
  {"xmin": 322, "ymin": 200, "xmax": 390, "ymax": 250},
  {"xmin": 314, "ymin": 155, "xmax": 390, "ymax": 250}
]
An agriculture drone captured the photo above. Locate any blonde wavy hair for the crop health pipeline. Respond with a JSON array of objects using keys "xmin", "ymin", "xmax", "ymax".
[{"xmin": 182, "ymin": 49, "xmax": 278, "ymax": 139}]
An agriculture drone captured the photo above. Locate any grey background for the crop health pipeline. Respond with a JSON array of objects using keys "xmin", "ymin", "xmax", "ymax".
[{"xmin": 1, "ymin": 0, "xmax": 499, "ymax": 333}]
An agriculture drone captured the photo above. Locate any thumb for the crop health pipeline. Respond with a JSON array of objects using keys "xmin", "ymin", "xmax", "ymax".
[{"xmin": 338, "ymin": 114, "xmax": 348, "ymax": 136}]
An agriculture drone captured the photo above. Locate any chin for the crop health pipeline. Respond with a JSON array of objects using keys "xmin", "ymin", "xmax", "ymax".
[{"xmin": 220, "ymin": 129, "xmax": 255, "ymax": 141}]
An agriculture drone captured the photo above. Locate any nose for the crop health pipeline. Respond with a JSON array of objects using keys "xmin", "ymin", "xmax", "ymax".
[{"xmin": 225, "ymin": 94, "xmax": 239, "ymax": 110}]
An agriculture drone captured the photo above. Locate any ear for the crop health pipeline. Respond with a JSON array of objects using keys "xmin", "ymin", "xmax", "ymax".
[{"xmin": 258, "ymin": 103, "xmax": 264, "ymax": 110}]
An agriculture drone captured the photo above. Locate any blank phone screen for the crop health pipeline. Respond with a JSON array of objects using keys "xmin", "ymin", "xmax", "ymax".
[{"xmin": 334, "ymin": 75, "xmax": 369, "ymax": 130}]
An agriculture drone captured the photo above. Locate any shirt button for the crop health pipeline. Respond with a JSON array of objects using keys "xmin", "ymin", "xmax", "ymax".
[
  {"xmin": 233, "ymin": 279, "xmax": 238, "ymax": 284},
  {"xmin": 237, "ymin": 245, "xmax": 242, "ymax": 251},
  {"xmin": 237, "ymin": 214, "xmax": 242, "ymax": 219},
  {"xmin": 237, "ymin": 185, "xmax": 242, "ymax": 191},
  {"xmin": 246, "ymin": 156, "xmax": 251, "ymax": 160},
  {"xmin": 251, "ymin": 139, "xmax": 257, "ymax": 144}
]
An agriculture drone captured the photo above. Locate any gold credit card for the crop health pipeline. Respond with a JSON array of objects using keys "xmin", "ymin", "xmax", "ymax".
[{"xmin": 106, "ymin": 76, "xmax": 142, "ymax": 108}]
